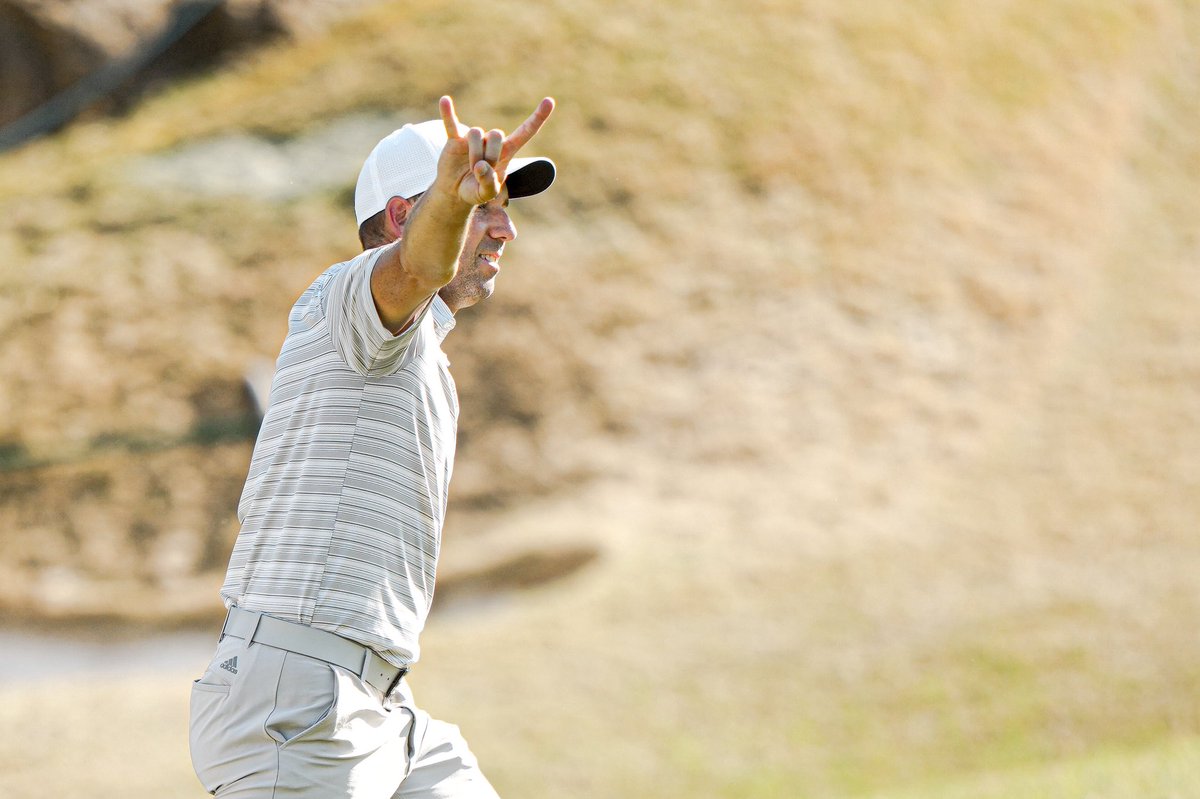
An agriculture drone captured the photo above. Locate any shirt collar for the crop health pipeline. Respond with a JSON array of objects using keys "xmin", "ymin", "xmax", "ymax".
[{"xmin": 431, "ymin": 295, "xmax": 456, "ymax": 342}]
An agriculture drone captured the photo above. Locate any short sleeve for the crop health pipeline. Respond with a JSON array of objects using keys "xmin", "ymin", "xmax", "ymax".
[{"xmin": 322, "ymin": 247, "xmax": 435, "ymax": 376}]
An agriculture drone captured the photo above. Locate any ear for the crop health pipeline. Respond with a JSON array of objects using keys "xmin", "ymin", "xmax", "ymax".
[{"xmin": 384, "ymin": 196, "xmax": 415, "ymax": 239}]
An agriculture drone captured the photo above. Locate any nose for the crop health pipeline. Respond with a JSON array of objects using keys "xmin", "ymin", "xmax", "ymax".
[{"xmin": 489, "ymin": 207, "xmax": 517, "ymax": 243}]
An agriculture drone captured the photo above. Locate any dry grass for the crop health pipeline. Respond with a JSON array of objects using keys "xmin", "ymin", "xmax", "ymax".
[{"xmin": 1, "ymin": 0, "xmax": 1199, "ymax": 795}]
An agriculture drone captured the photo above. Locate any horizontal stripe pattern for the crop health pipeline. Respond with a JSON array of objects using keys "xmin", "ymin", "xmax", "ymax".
[{"xmin": 221, "ymin": 247, "xmax": 457, "ymax": 667}]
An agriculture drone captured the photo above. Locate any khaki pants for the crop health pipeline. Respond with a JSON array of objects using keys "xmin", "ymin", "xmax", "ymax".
[{"xmin": 189, "ymin": 634, "xmax": 499, "ymax": 798}]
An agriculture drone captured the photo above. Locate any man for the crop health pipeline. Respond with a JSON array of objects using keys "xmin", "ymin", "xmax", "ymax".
[{"xmin": 189, "ymin": 95, "xmax": 556, "ymax": 798}]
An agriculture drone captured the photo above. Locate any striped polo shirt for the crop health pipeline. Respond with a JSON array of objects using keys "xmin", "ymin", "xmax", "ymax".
[{"xmin": 220, "ymin": 245, "xmax": 458, "ymax": 667}]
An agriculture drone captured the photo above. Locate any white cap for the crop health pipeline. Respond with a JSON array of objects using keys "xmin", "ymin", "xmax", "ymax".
[{"xmin": 354, "ymin": 119, "xmax": 557, "ymax": 225}]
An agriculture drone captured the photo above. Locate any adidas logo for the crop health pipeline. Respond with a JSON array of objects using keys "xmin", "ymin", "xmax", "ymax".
[{"xmin": 219, "ymin": 656, "xmax": 239, "ymax": 675}]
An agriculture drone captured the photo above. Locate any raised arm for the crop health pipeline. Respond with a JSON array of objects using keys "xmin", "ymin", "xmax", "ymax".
[{"xmin": 369, "ymin": 96, "xmax": 554, "ymax": 333}]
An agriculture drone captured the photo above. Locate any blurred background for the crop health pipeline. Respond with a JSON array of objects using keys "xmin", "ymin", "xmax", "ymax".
[{"xmin": 0, "ymin": 0, "xmax": 1198, "ymax": 796}]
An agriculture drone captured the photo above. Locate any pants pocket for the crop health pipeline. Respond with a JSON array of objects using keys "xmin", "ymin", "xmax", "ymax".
[
  {"xmin": 265, "ymin": 652, "xmax": 340, "ymax": 747},
  {"xmin": 189, "ymin": 679, "xmax": 233, "ymax": 793}
]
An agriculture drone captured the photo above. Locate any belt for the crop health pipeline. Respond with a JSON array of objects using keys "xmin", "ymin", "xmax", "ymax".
[{"xmin": 221, "ymin": 606, "xmax": 407, "ymax": 696}]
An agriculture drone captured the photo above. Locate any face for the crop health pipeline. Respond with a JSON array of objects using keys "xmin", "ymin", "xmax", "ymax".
[{"xmin": 438, "ymin": 188, "xmax": 517, "ymax": 313}]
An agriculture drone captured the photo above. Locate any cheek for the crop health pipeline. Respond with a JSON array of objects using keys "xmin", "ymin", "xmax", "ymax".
[
  {"xmin": 464, "ymin": 216, "xmax": 490, "ymax": 246},
  {"xmin": 451, "ymin": 254, "xmax": 484, "ymax": 289}
]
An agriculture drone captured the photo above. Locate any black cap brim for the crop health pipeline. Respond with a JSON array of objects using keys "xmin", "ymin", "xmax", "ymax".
[{"xmin": 506, "ymin": 157, "xmax": 556, "ymax": 199}]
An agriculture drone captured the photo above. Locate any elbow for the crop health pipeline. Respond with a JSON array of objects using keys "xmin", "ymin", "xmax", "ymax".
[
  {"xmin": 398, "ymin": 246, "xmax": 458, "ymax": 290},
  {"xmin": 381, "ymin": 246, "xmax": 456, "ymax": 291},
  {"xmin": 423, "ymin": 260, "xmax": 458, "ymax": 290}
]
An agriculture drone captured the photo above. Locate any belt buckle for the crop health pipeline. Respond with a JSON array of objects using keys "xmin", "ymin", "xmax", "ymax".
[
  {"xmin": 362, "ymin": 649, "xmax": 407, "ymax": 696},
  {"xmin": 385, "ymin": 667, "xmax": 407, "ymax": 696}
]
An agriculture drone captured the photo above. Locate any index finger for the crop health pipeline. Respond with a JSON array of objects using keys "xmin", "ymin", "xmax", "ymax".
[
  {"xmin": 499, "ymin": 97, "xmax": 555, "ymax": 167},
  {"xmin": 439, "ymin": 96, "xmax": 462, "ymax": 139}
]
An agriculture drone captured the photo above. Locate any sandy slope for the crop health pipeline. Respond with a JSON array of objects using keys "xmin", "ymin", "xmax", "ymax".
[{"xmin": 0, "ymin": 0, "xmax": 1198, "ymax": 795}]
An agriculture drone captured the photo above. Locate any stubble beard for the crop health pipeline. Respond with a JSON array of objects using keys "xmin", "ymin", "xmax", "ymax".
[{"xmin": 439, "ymin": 254, "xmax": 495, "ymax": 312}]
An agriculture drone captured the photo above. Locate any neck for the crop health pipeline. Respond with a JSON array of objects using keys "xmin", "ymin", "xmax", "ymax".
[{"xmin": 436, "ymin": 287, "xmax": 465, "ymax": 314}]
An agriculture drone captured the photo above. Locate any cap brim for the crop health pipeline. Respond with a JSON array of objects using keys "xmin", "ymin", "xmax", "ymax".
[{"xmin": 506, "ymin": 157, "xmax": 556, "ymax": 199}]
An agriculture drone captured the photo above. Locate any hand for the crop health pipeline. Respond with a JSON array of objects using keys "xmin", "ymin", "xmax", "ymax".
[{"xmin": 437, "ymin": 95, "xmax": 555, "ymax": 205}]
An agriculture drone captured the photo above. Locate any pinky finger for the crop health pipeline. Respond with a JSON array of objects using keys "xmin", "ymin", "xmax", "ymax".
[{"xmin": 500, "ymin": 97, "xmax": 555, "ymax": 165}]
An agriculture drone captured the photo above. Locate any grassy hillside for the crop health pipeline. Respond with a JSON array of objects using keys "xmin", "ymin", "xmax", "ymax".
[{"xmin": 1, "ymin": 0, "xmax": 1199, "ymax": 796}]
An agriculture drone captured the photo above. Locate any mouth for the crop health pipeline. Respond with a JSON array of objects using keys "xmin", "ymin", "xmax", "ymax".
[{"xmin": 478, "ymin": 251, "xmax": 501, "ymax": 274}]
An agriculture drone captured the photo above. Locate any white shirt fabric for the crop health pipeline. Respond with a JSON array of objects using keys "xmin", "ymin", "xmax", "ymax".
[{"xmin": 220, "ymin": 246, "xmax": 458, "ymax": 667}]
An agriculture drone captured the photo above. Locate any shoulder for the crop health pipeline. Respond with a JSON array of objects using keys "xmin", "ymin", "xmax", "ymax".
[
  {"xmin": 290, "ymin": 248, "xmax": 387, "ymax": 316},
  {"xmin": 321, "ymin": 248, "xmax": 385, "ymax": 293}
]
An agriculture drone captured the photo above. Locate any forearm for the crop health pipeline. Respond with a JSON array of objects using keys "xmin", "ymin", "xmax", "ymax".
[
  {"xmin": 398, "ymin": 187, "xmax": 473, "ymax": 289},
  {"xmin": 370, "ymin": 185, "xmax": 472, "ymax": 333}
]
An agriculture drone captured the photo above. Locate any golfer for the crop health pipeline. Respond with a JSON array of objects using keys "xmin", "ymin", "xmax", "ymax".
[{"xmin": 188, "ymin": 95, "xmax": 556, "ymax": 798}]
